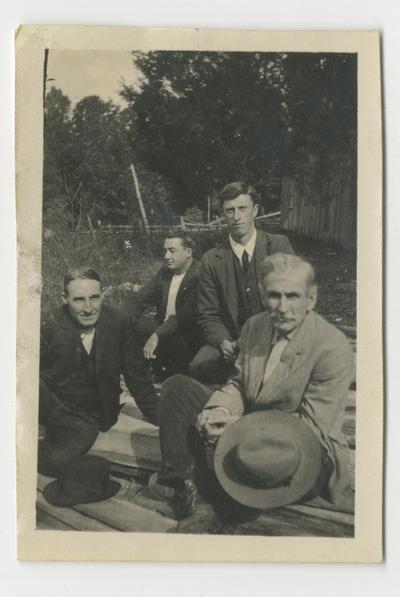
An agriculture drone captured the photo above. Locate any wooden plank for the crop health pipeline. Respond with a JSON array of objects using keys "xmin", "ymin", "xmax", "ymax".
[
  {"xmin": 236, "ymin": 507, "xmax": 353, "ymax": 537},
  {"xmin": 89, "ymin": 449, "xmax": 160, "ymax": 473},
  {"xmin": 36, "ymin": 509, "xmax": 76, "ymax": 531},
  {"xmin": 285, "ymin": 503, "xmax": 354, "ymax": 526},
  {"xmin": 73, "ymin": 495, "xmax": 176, "ymax": 533},
  {"xmin": 36, "ymin": 491, "xmax": 116, "ymax": 532},
  {"xmin": 38, "ymin": 473, "xmax": 176, "ymax": 533},
  {"xmin": 90, "ymin": 412, "xmax": 161, "ymax": 470}
]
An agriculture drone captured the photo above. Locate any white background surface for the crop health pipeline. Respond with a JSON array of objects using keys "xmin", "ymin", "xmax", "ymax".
[{"xmin": 1, "ymin": 0, "xmax": 399, "ymax": 594}]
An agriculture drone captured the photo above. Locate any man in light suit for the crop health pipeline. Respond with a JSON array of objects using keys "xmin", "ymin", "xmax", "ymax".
[
  {"xmin": 149, "ymin": 253, "xmax": 354, "ymax": 522},
  {"xmin": 129, "ymin": 231, "xmax": 202, "ymax": 378},
  {"xmin": 190, "ymin": 181, "xmax": 294, "ymax": 384}
]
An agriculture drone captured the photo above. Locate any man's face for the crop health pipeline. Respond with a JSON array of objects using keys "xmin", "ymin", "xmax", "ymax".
[
  {"xmin": 222, "ymin": 194, "xmax": 259, "ymax": 241},
  {"xmin": 62, "ymin": 278, "xmax": 103, "ymax": 328},
  {"xmin": 263, "ymin": 271, "xmax": 316, "ymax": 335},
  {"xmin": 164, "ymin": 238, "xmax": 191, "ymax": 272}
]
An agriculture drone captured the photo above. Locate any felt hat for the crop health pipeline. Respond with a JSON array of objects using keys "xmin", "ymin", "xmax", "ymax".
[
  {"xmin": 214, "ymin": 410, "xmax": 322, "ymax": 509},
  {"xmin": 43, "ymin": 455, "xmax": 121, "ymax": 507}
]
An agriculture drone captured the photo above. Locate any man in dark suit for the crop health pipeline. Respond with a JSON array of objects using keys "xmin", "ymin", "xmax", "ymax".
[
  {"xmin": 190, "ymin": 181, "xmax": 294, "ymax": 384},
  {"xmin": 129, "ymin": 231, "xmax": 202, "ymax": 378},
  {"xmin": 39, "ymin": 266, "xmax": 159, "ymax": 477}
]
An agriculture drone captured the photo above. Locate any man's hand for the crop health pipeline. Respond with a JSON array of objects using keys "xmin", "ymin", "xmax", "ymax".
[
  {"xmin": 219, "ymin": 339, "xmax": 238, "ymax": 363},
  {"xmin": 143, "ymin": 333, "xmax": 159, "ymax": 360},
  {"xmin": 196, "ymin": 408, "xmax": 240, "ymax": 443}
]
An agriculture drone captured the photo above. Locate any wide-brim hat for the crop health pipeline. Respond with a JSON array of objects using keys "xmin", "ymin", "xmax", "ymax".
[
  {"xmin": 214, "ymin": 410, "xmax": 322, "ymax": 509},
  {"xmin": 44, "ymin": 455, "xmax": 121, "ymax": 507}
]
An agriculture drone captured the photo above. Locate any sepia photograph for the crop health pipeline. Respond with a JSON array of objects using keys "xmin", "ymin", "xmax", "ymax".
[{"xmin": 15, "ymin": 26, "xmax": 382, "ymax": 562}]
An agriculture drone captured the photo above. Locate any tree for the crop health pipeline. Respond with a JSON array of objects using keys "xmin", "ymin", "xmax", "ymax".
[
  {"xmin": 120, "ymin": 52, "xmax": 291, "ymax": 212},
  {"xmin": 120, "ymin": 51, "xmax": 357, "ymax": 212}
]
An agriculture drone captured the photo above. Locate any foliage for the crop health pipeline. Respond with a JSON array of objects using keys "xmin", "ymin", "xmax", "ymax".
[
  {"xmin": 281, "ymin": 53, "xmax": 357, "ymax": 204},
  {"xmin": 120, "ymin": 51, "xmax": 357, "ymax": 212},
  {"xmin": 41, "ymin": 205, "xmax": 356, "ymax": 328},
  {"xmin": 43, "ymin": 88, "xmax": 179, "ymax": 227}
]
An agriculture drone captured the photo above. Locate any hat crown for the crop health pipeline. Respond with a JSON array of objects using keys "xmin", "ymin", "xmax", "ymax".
[
  {"xmin": 235, "ymin": 433, "xmax": 300, "ymax": 488},
  {"xmin": 59, "ymin": 456, "xmax": 110, "ymax": 499}
]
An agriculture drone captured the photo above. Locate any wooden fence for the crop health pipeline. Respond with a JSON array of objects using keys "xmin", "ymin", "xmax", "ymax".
[{"xmin": 280, "ymin": 175, "xmax": 356, "ymax": 249}]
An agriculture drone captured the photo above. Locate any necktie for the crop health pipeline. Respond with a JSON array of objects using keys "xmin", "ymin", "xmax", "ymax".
[{"xmin": 242, "ymin": 250, "xmax": 249, "ymax": 274}]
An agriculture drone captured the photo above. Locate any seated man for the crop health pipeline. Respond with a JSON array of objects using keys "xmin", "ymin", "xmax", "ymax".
[
  {"xmin": 129, "ymin": 231, "xmax": 202, "ymax": 378},
  {"xmin": 39, "ymin": 266, "xmax": 159, "ymax": 478},
  {"xmin": 190, "ymin": 181, "xmax": 294, "ymax": 384},
  {"xmin": 149, "ymin": 254, "xmax": 354, "ymax": 525}
]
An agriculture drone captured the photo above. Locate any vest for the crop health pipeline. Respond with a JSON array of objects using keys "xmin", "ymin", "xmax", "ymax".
[
  {"xmin": 57, "ymin": 336, "xmax": 100, "ymax": 415},
  {"xmin": 233, "ymin": 253, "xmax": 264, "ymax": 328}
]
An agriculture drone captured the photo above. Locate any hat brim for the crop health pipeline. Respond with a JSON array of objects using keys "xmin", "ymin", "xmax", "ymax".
[
  {"xmin": 43, "ymin": 479, "xmax": 121, "ymax": 507},
  {"xmin": 214, "ymin": 411, "xmax": 322, "ymax": 509}
]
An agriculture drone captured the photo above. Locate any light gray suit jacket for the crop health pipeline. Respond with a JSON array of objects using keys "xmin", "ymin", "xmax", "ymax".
[{"xmin": 206, "ymin": 310, "xmax": 354, "ymax": 504}]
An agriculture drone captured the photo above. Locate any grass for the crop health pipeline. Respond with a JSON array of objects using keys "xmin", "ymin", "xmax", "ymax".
[{"xmin": 41, "ymin": 220, "xmax": 356, "ymax": 327}]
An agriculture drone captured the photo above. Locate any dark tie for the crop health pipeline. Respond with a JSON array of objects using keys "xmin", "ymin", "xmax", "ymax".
[{"xmin": 242, "ymin": 250, "xmax": 250, "ymax": 274}]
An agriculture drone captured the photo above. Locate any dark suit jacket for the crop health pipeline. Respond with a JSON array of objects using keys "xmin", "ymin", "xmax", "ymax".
[
  {"xmin": 206, "ymin": 311, "xmax": 354, "ymax": 504},
  {"xmin": 40, "ymin": 305, "xmax": 159, "ymax": 430},
  {"xmin": 129, "ymin": 260, "xmax": 201, "ymax": 346},
  {"xmin": 198, "ymin": 229, "xmax": 294, "ymax": 347}
]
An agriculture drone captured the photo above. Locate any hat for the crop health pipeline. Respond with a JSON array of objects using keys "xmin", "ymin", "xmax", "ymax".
[
  {"xmin": 214, "ymin": 411, "xmax": 322, "ymax": 509},
  {"xmin": 43, "ymin": 455, "xmax": 121, "ymax": 507}
]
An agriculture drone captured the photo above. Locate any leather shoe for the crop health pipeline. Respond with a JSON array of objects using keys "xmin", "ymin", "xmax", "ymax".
[
  {"xmin": 173, "ymin": 479, "xmax": 199, "ymax": 520},
  {"xmin": 148, "ymin": 472, "xmax": 176, "ymax": 501},
  {"xmin": 175, "ymin": 503, "xmax": 222, "ymax": 534},
  {"xmin": 148, "ymin": 473, "xmax": 199, "ymax": 520}
]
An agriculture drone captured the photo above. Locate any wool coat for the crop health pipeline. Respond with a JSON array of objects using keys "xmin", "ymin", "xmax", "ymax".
[
  {"xmin": 129, "ymin": 260, "xmax": 201, "ymax": 350},
  {"xmin": 40, "ymin": 305, "xmax": 159, "ymax": 430},
  {"xmin": 198, "ymin": 229, "xmax": 294, "ymax": 348}
]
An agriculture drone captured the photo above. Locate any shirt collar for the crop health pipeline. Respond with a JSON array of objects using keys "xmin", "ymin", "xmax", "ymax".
[
  {"xmin": 229, "ymin": 228, "xmax": 257, "ymax": 262},
  {"xmin": 271, "ymin": 327, "xmax": 296, "ymax": 346}
]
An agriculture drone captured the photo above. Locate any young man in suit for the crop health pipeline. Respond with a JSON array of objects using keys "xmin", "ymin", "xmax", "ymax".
[
  {"xmin": 190, "ymin": 181, "xmax": 294, "ymax": 384},
  {"xmin": 39, "ymin": 267, "xmax": 159, "ymax": 477},
  {"xmin": 129, "ymin": 231, "xmax": 202, "ymax": 378},
  {"xmin": 148, "ymin": 254, "xmax": 354, "ymax": 525}
]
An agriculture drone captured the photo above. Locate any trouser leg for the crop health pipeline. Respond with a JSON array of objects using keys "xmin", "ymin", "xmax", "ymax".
[
  {"xmin": 189, "ymin": 344, "xmax": 235, "ymax": 385},
  {"xmin": 38, "ymin": 380, "xmax": 100, "ymax": 477},
  {"xmin": 158, "ymin": 375, "xmax": 213, "ymax": 483},
  {"xmin": 135, "ymin": 315, "xmax": 193, "ymax": 377},
  {"xmin": 134, "ymin": 316, "xmax": 158, "ymax": 347}
]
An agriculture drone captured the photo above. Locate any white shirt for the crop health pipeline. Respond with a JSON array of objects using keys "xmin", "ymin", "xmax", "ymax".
[
  {"xmin": 80, "ymin": 328, "xmax": 95, "ymax": 354},
  {"xmin": 164, "ymin": 272, "xmax": 186, "ymax": 321},
  {"xmin": 229, "ymin": 228, "xmax": 257, "ymax": 263}
]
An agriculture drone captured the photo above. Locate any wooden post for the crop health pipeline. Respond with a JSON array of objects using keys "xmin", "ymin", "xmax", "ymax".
[
  {"xmin": 207, "ymin": 196, "xmax": 211, "ymax": 225},
  {"xmin": 130, "ymin": 163, "xmax": 150, "ymax": 234}
]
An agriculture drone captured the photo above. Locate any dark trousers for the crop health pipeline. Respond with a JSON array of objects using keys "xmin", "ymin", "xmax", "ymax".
[
  {"xmin": 158, "ymin": 375, "xmax": 332, "ymax": 508},
  {"xmin": 158, "ymin": 375, "xmax": 213, "ymax": 483},
  {"xmin": 189, "ymin": 344, "xmax": 236, "ymax": 385},
  {"xmin": 38, "ymin": 379, "xmax": 101, "ymax": 477},
  {"xmin": 135, "ymin": 316, "xmax": 196, "ymax": 377},
  {"xmin": 157, "ymin": 375, "xmax": 261, "ymax": 521}
]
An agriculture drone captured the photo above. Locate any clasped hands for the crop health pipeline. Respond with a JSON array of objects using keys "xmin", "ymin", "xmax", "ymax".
[{"xmin": 196, "ymin": 407, "xmax": 240, "ymax": 444}]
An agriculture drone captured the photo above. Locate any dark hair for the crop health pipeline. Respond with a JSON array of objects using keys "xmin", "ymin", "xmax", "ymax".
[
  {"xmin": 164, "ymin": 230, "xmax": 196, "ymax": 252},
  {"xmin": 63, "ymin": 267, "xmax": 102, "ymax": 294},
  {"xmin": 218, "ymin": 181, "xmax": 260, "ymax": 206}
]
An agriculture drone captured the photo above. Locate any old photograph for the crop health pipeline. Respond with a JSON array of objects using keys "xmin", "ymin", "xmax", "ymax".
[{"xmin": 15, "ymin": 27, "xmax": 382, "ymax": 562}]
